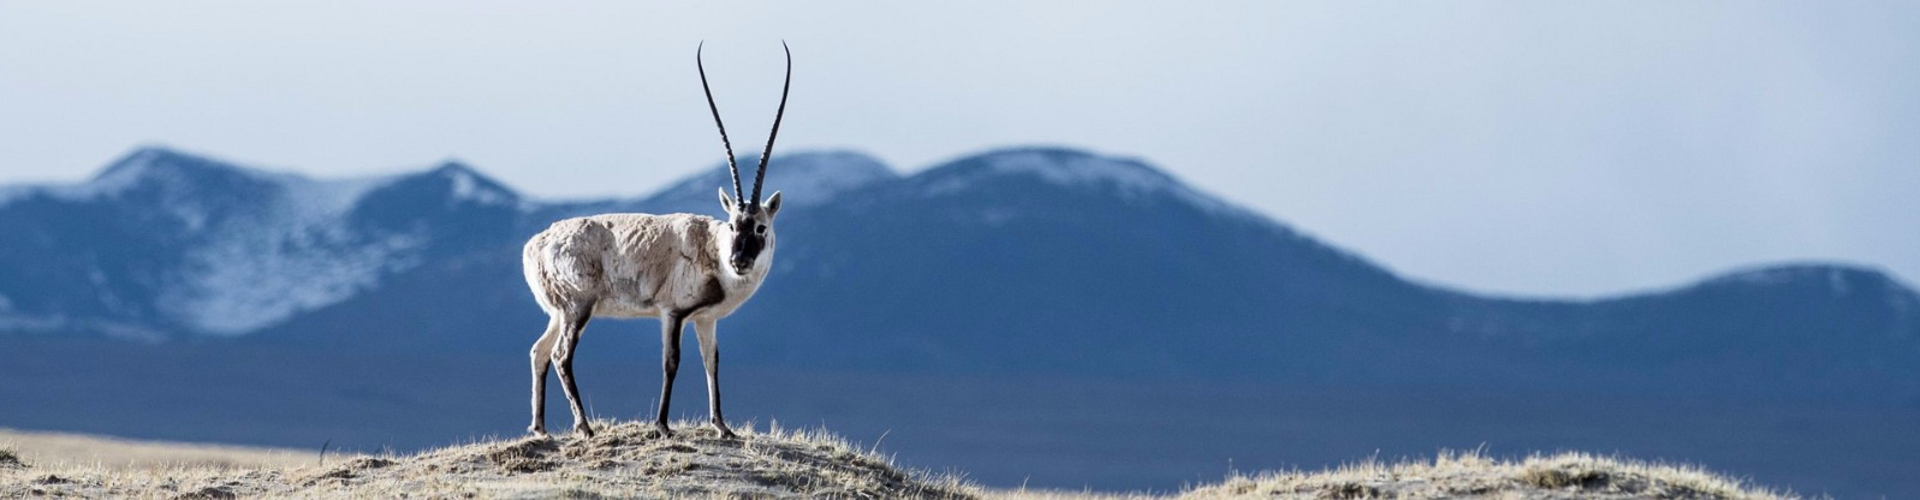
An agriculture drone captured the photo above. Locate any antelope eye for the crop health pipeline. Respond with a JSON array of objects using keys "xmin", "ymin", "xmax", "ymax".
[{"xmin": 754, "ymin": 224, "xmax": 766, "ymax": 234}]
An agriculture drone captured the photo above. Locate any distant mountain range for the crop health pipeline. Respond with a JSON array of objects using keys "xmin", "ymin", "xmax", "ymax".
[
  {"xmin": 5, "ymin": 146, "xmax": 1920, "ymax": 497},
  {"xmin": 3, "ymin": 145, "xmax": 1914, "ymax": 399}
]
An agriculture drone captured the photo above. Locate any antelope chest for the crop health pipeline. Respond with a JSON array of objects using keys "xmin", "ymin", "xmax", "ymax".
[{"xmin": 691, "ymin": 266, "xmax": 770, "ymax": 321}]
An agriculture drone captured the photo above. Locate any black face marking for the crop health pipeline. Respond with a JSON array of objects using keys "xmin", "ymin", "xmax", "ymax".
[
  {"xmin": 731, "ymin": 233, "xmax": 765, "ymax": 268},
  {"xmin": 728, "ymin": 212, "xmax": 767, "ymax": 271}
]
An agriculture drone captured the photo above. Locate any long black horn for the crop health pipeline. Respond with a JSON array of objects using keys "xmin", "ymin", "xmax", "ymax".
[
  {"xmin": 698, "ymin": 41, "xmax": 744, "ymax": 204},
  {"xmin": 750, "ymin": 41, "xmax": 791, "ymax": 207}
]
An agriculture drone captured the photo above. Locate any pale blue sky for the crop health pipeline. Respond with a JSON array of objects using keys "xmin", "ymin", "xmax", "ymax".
[{"xmin": 1, "ymin": 1, "xmax": 1915, "ymax": 297}]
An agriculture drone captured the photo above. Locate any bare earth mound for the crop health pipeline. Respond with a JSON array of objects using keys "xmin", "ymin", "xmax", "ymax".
[{"xmin": 2, "ymin": 424, "xmax": 1793, "ymax": 499}]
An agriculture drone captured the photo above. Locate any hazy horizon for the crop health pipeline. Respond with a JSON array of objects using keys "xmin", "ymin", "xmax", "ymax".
[{"xmin": 3, "ymin": 1, "xmax": 1916, "ymax": 297}]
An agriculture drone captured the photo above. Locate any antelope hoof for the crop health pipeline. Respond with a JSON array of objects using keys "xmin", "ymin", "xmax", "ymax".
[
  {"xmin": 713, "ymin": 422, "xmax": 738, "ymax": 440},
  {"xmin": 528, "ymin": 424, "xmax": 548, "ymax": 437},
  {"xmin": 653, "ymin": 422, "xmax": 674, "ymax": 438},
  {"xmin": 573, "ymin": 422, "xmax": 595, "ymax": 439}
]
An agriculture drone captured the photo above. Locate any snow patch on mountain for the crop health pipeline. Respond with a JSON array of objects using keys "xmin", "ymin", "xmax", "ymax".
[
  {"xmin": 434, "ymin": 162, "xmax": 524, "ymax": 208},
  {"xmin": 449, "ymin": 169, "xmax": 509, "ymax": 205},
  {"xmin": 921, "ymin": 148, "xmax": 1243, "ymax": 216},
  {"xmin": 983, "ymin": 150, "xmax": 1172, "ymax": 192},
  {"xmin": 166, "ymin": 229, "xmax": 424, "ymax": 335},
  {"xmin": 157, "ymin": 173, "xmax": 419, "ymax": 335}
]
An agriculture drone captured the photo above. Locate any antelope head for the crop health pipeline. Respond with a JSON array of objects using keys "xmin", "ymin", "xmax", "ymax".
[{"xmin": 702, "ymin": 41, "xmax": 791, "ymax": 276}]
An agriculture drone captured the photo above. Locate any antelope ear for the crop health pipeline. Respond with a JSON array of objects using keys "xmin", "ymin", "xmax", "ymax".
[
  {"xmin": 764, "ymin": 191, "xmax": 783, "ymax": 217},
  {"xmin": 717, "ymin": 187, "xmax": 737, "ymax": 213}
]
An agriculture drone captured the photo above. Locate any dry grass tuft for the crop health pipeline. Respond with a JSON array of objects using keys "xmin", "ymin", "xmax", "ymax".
[{"xmin": 0, "ymin": 447, "xmax": 22, "ymax": 469}]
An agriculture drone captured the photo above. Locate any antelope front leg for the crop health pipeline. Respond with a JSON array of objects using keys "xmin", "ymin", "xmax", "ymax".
[
  {"xmin": 694, "ymin": 319, "xmax": 737, "ymax": 439},
  {"xmin": 655, "ymin": 313, "xmax": 685, "ymax": 437}
]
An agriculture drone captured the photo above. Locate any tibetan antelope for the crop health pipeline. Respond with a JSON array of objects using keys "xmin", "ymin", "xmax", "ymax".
[{"xmin": 522, "ymin": 42, "xmax": 791, "ymax": 439}]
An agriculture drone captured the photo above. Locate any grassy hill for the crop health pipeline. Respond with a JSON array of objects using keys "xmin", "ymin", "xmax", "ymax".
[
  {"xmin": 1, "ymin": 421, "xmax": 970, "ymax": 499},
  {"xmin": 1, "ymin": 422, "xmax": 1793, "ymax": 499},
  {"xmin": 1169, "ymin": 451, "xmax": 1793, "ymax": 500}
]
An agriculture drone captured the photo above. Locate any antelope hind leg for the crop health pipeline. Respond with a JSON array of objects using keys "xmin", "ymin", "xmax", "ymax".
[
  {"xmin": 527, "ymin": 316, "xmax": 564, "ymax": 436},
  {"xmin": 553, "ymin": 310, "xmax": 595, "ymax": 438},
  {"xmin": 655, "ymin": 313, "xmax": 685, "ymax": 437}
]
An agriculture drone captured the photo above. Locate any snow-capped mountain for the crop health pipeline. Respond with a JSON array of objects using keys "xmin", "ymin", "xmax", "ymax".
[
  {"xmin": 0, "ymin": 147, "xmax": 903, "ymax": 341},
  {"xmin": 0, "ymin": 147, "xmax": 558, "ymax": 339},
  {"xmin": 0, "ymin": 148, "xmax": 432, "ymax": 338}
]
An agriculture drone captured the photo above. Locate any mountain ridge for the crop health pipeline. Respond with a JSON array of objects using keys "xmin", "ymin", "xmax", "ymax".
[
  {"xmin": 12, "ymin": 145, "xmax": 1909, "ymax": 309},
  {"xmin": 0, "ymin": 145, "xmax": 1915, "ymax": 398}
]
